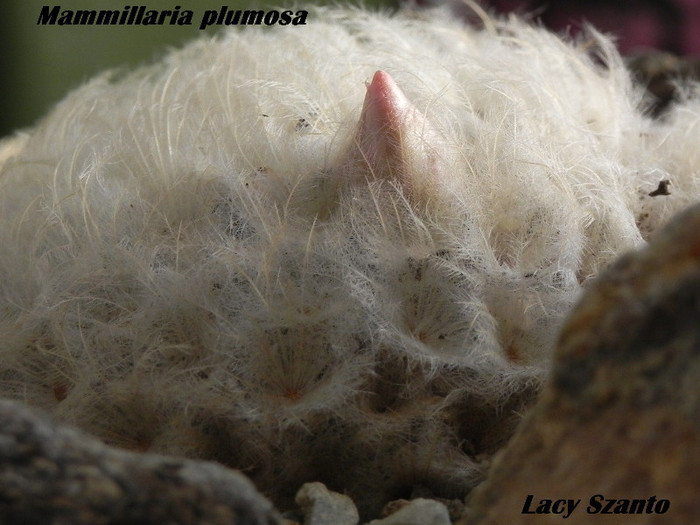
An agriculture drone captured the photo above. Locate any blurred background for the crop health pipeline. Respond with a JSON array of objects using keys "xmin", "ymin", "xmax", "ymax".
[{"xmin": 2, "ymin": 0, "xmax": 699, "ymax": 137}]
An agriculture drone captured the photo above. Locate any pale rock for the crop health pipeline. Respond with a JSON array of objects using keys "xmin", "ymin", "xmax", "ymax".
[
  {"xmin": 295, "ymin": 482, "xmax": 359, "ymax": 525},
  {"xmin": 368, "ymin": 498, "xmax": 451, "ymax": 525}
]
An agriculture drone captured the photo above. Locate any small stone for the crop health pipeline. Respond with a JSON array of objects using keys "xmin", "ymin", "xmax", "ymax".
[
  {"xmin": 295, "ymin": 482, "xmax": 359, "ymax": 525},
  {"xmin": 381, "ymin": 499, "xmax": 411, "ymax": 517},
  {"xmin": 368, "ymin": 498, "xmax": 451, "ymax": 525}
]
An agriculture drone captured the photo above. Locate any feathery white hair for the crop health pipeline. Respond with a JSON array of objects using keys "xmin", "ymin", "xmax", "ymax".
[{"xmin": 1, "ymin": 5, "xmax": 698, "ymax": 516}]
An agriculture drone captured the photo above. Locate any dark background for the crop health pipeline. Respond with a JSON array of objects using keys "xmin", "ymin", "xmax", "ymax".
[{"xmin": 1, "ymin": 0, "xmax": 374, "ymax": 137}]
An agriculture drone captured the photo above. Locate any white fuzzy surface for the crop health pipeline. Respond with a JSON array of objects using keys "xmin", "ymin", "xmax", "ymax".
[{"xmin": 1, "ymin": 5, "xmax": 699, "ymax": 516}]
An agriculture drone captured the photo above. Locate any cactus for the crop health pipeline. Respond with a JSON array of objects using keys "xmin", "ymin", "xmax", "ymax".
[{"xmin": 1, "ymin": 5, "xmax": 699, "ymax": 518}]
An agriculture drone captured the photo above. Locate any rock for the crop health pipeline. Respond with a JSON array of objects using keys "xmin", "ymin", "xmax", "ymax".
[
  {"xmin": 368, "ymin": 498, "xmax": 451, "ymax": 525},
  {"xmin": 295, "ymin": 482, "xmax": 359, "ymax": 525},
  {"xmin": 380, "ymin": 499, "xmax": 412, "ymax": 517},
  {"xmin": 0, "ymin": 399, "xmax": 282, "ymax": 525},
  {"xmin": 405, "ymin": 485, "xmax": 467, "ymax": 522},
  {"xmin": 462, "ymin": 203, "xmax": 700, "ymax": 524}
]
